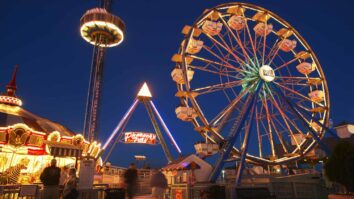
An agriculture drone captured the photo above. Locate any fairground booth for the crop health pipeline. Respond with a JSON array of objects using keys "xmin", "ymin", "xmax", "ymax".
[{"xmin": 0, "ymin": 67, "xmax": 102, "ymax": 184}]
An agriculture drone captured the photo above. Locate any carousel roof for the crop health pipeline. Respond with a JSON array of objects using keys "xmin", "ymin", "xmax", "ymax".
[
  {"xmin": 0, "ymin": 104, "xmax": 75, "ymax": 136},
  {"xmin": 0, "ymin": 66, "xmax": 75, "ymax": 136}
]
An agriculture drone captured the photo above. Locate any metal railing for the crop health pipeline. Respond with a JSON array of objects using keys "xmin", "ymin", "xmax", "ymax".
[
  {"xmin": 168, "ymin": 180, "xmax": 331, "ymax": 199},
  {"xmin": 0, "ymin": 184, "xmax": 108, "ymax": 199}
]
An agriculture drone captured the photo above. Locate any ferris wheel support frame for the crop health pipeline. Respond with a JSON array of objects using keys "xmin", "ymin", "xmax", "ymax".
[
  {"xmin": 209, "ymin": 82, "xmax": 262, "ymax": 182},
  {"xmin": 271, "ymin": 83, "xmax": 337, "ymax": 155},
  {"xmin": 234, "ymin": 89, "xmax": 259, "ymax": 186},
  {"xmin": 287, "ymin": 100, "xmax": 339, "ymax": 139},
  {"xmin": 172, "ymin": 2, "xmax": 335, "ymax": 184}
]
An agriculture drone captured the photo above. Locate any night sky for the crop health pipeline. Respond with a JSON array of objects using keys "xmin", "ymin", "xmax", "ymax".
[{"xmin": 1, "ymin": 0, "xmax": 354, "ymax": 168}]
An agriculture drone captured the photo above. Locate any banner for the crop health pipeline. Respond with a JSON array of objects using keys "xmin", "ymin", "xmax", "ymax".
[{"xmin": 124, "ymin": 132, "xmax": 156, "ymax": 144}]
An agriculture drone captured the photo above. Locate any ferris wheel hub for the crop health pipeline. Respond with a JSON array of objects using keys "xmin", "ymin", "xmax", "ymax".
[{"xmin": 259, "ymin": 65, "xmax": 275, "ymax": 82}]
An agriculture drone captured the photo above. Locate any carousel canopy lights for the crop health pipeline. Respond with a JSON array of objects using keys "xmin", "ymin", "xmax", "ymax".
[
  {"xmin": 80, "ymin": 8, "xmax": 125, "ymax": 47},
  {"xmin": 0, "ymin": 95, "xmax": 22, "ymax": 106}
]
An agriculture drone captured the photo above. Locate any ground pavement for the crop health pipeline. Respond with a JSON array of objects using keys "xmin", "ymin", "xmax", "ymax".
[{"xmin": 134, "ymin": 195, "xmax": 154, "ymax": 199}]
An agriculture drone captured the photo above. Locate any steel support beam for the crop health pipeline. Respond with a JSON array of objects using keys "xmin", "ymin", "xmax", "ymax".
[
  {"xmin": 102, "ymin": 99, "xmax": 139, "ymax": 150},
  {"xmin": 235, "ymin": 95, "xmax": 258, "ymax": 186},
  {"xmin": 150, "ymin": 101, "xmax": 182, "ymax": 155},
  {"xmin": 143, "ymin": 99, "xmax": 174, "ymax": 163},
  {"xmin": 209, "ymin": 82, "xmax": 262, "ymax": 182},
  {"xmin": 293, "ymin": 104, "xmax": 338, "ymax": 139},
  {"xmin": 271, "ymin": 83, "xmax": 332, "ymax": 155}
]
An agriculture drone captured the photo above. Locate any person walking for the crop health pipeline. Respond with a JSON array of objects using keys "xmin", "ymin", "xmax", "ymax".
[
  {"xmin": 60, "ymin": 166, "xmax": 69, "ymax": 186},
  {"xmin": 124, "ymin": 163, "xmax": 138, "ymax": 199},
  {"xmin": 40, "ymin": 159, "xmax": 61, "ymax": 199},
  {"xmin": 150, "ymin": 169, "xmax": 167, "ymax": 199},
  {"xmin": 63, "ymin": 168, "xmax": 79, "ymax": 199}
]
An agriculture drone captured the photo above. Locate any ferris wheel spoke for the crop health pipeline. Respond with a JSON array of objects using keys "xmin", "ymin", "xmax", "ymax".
[
  {"xmin": 275, "ymin": 77, "xmax": 322, "ymax": 87},
  {"xmin": 262, "ymin": 97, "xmax": 276, "ymax": 157},
  {"xmin": 189, "ymin": 54, "xmax": 243, "ymax": 73},
  {"xmin": 269, "ymin": 115, "xmax": 289, "ymax": 154},
  {"xmin": 261, "ymin": 22, "xmax": 269, "ymax": 66},
  {"xmin": 217, "ymin": 14, "xmax": 256, "ymax": 66},
  {"xmin": 273, "ymin": 57, "xmax": 299, "ymax": 72},
  {"xmin": 274, "ymin": 77, "xmax": 305, "ymax": 87},
  {"xmin": 277, "ymin": 82, "xmax": 309, "ymax": 87},
  {"xmin": 191, "ymin": 79, "xmax": 244, "ymax": 95},
  {"xmin": 199, "ymin": 45, "xmax": 244, "ymax": 73},
  {"xmin": 210, "ymin": 82, "xmax": 256, "ymax": 126},
  {"xmin": 188, "ymin": 65, "xmax": 241, "ymax": 80},
  {"xmin": 202, "ymin": 30, "xmax": 249, "ymax": 68},
  {"xmin": 216, "ymin": 32, "xmax": 249, "ymax": 65},
  {"xmin": 255, "ymin": 105, "xmax": 263, "ymax": 158},
  {"xmin": 273, "ymin": 82, "xmax": 325, "ymax": 107},
  {"xmin": 242, "ymin": 16, "xmax": 259, "ymax": 65},
  {"xmin": 258, "ymin": 112, "xmax": 274, "ymax": 157},
  {"xmin": 274, "ymin": 93, "xmax": 314, "ymax": 136},
  {"xmin": 269, "ymin": 97, "xmax": 302, "ymax": 151},
  {"xmin": 264, "ymin": 38, "xmax": 281, "ymax": 66}
]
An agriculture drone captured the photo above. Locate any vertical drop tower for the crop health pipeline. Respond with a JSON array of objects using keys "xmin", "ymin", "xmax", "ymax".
[{"xmin": 80, "ymin": 0, "xmax": 125, "ymax": 141}]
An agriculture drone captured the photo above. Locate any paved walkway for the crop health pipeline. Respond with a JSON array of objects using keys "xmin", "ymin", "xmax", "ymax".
[{"xmin": 135, "ymin": 195, "xmax": 154, "ymax": 199}]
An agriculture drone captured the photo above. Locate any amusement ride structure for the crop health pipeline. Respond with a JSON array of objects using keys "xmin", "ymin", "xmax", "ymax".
[
  {"xmin": 0, "ymin": 67, "xmax": 102, "ymax": 183},
  {"xmin": 80, "ymin": 0, "xmax": 125, "ymax": 142},
  {"xmin": 102, "ymin": 82, "xmax": 182, "ymax": 163},
  {"xmin": 171, "ymin": 2, "xmax": 336, "ymax": 184}
]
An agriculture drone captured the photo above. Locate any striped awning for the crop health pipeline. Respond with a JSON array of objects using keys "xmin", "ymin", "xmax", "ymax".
[
  {"xmin": 50, "ymin": 147, "xmax": 82, "ymax": 157},
  {"xmin": 45, "ymin": 141, "xmax": 82, "ymax": 158}
]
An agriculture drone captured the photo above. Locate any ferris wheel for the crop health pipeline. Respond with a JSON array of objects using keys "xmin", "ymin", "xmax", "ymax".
[{"xmin": 171, "ymin": 3, "xmax": 330, "ymax": 183}]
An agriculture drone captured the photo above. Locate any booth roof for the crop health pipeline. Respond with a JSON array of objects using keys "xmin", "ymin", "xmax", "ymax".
[{"xmin": 162, "ymin": 154, "xmax": 202, "ymax": 171}]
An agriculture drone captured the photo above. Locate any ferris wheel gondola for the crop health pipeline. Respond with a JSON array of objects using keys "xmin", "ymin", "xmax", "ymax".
[{"xmin": 171, "ymin": 3, "xmax": 330, "ymax": 183}]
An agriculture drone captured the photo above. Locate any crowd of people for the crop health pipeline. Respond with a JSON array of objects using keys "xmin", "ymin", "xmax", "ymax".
[
  {"xmin": 40, "ymin": 159, "xmax": 78, "ymax": 199},
  {"xmin": 1, "ymin": 159, "xmax": 169, "ymax": 199}
]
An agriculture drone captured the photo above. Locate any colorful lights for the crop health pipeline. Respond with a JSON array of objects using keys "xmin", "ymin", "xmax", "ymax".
[
  {"xmin": 0, "ymin": 95, "xmax": 22, "ymax": 106},
  {"xmin": 124, "ymin": 132, "xmax": 157, "ymax": 144},
  {"xmin": 150, "ymin": 101, "xmax": 182, "ymax": 153},
  {"xmin": 80, "ymin": 8, "xmax": 125, "ymax": 48},
  {"xmin": 102, "ymin": 99, "xmax": 139, "ymax": 149}
]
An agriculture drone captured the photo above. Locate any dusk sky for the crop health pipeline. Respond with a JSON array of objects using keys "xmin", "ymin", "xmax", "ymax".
[{"xmin": 1, "ymin": 0, "xmax": 354, "ymax": 167}]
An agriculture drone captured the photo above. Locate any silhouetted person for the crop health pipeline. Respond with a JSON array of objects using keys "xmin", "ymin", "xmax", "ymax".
[
  {"xmin": 124, "ymin": 163, "xmax": 138, "ymax": 199},
  {"xmin": 63, "ymin": 168, "xmax": 79, "ymax": 199},
  {"xmin": 40, "ymin": 159, "xmax": 61, "ymax": 199},
  {"xmin": 150, "ymin": 169, "xmax": 167, "ymax": 199}
]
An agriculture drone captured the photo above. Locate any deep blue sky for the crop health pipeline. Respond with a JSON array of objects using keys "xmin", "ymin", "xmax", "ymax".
[{"xmin": 1, "ymin": 0, "xmax": 354, "ymax": 167}]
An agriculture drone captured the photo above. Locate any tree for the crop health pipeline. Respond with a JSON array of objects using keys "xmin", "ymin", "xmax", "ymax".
[{"xmin": 325, "ymin": 141, "xmax": 354, "ymax": 193}]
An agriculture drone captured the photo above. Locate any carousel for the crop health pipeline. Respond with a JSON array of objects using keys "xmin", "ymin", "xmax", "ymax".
[{"xmin": 0, "ymin": 66, "xmax": 102, "ymax": 184}]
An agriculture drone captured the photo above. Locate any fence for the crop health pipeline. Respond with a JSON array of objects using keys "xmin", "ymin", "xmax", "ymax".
[
  {"xmin": 169, "ymin": 180, "xmax": 331, "ymax": 199},
  {"xmin": 0, "ymin": 184, "xmax": 107, "ymax": 199}
]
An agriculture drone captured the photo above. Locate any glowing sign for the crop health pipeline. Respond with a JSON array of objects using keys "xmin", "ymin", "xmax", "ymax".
[{"xmin": 124, "ymin": 132, "xmax": 156, "ymax": 144}]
